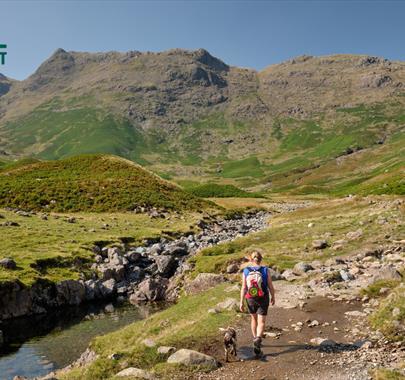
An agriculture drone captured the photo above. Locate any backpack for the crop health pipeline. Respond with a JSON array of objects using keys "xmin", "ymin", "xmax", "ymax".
[{"xmin": 245, "ymin": 267, "xmax": 266, "ymax": 299}]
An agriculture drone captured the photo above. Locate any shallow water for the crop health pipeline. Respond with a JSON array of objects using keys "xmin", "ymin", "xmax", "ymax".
[{"xmin": 0, "ymin": 302, "xmax": 160, "ymax": 380}]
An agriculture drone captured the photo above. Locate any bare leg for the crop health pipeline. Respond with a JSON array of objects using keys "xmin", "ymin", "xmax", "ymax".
[
  {"xmin": 257, "ymin": 314, "xmax": 266, "ymax": 338},
  {"xmin": 250, "ymin": 314, "xmax": 258, "ymax": 338}
]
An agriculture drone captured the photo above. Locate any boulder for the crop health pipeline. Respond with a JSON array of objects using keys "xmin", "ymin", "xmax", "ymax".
[
  {"xmin": 310, "ymin": 337, "xmax": 336, "ymax": 347},
  {"xmin": 167, "ymin": 349, "xmax": 218, "ymax": 369},
  {"xmin": 56, "ymin": 280, "xmax": 86, "ymax": 306},
  {"xmin": 0, "ymin": 258, "xmax": 17, "ymax": 270},
  {"xmin": 155, "ymin": 255, "xmax": 177, "ymax": 277},
  {"xmin": 226, "ymin": 263, "xmax": 240, "ymax": 274},
  {"xmin": 346, "ymin": 229, "xmax": 363, "ymax": 241},
  {"xmin": 267, "ymin": 267, "xmax": 282, "ymax": 280},
  {"xmin": 99, "ymin": 279, "xmax": 117, "ymax": 298},
  {"xmin": 130, "ymin": 277, "xmax": 168, "ymax": 302},
  {"xmin": 215, "ymin": 298, "xmax": 238, "ymax": 311},
  {"xmin": 371, "ymin": 265, "xmax": 402, "ymax": 283},
  {"xmin": 312, "ymin": 240, "xmax": 328, "ymax": 249},
  {"xmin": 167, "ymin": 243, "xmax": 189, "ymax": 257},
  {"xmin": 157, "ymin": 346, "xmax": 176, "ymax": 355},
  {"xmin": 339, "ymin": 270, "xmax": 354, "ymax": 281},
  {"xmin": 281, "ymin": 269, "xmax": 299, "ymax": 281},
  {"xmin": 126, "ymin": 251, "xmax": 141, "ymax": 263},
  {"xmin": 293, "ymin": 262, "xmax": 314, "ymax": 274},
  {"xmin": 98, "ymin": 264, "xmax": 125, "ymax": 281},
  {"xmin": 116, "ymin": 367, "xmax": 155, "ymax": 379},
  {"xmin": 184, "ymin": 273, "xmax": 226, "ymax": 295}
]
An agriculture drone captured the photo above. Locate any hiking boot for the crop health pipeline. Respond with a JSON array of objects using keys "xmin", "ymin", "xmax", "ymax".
[{"xmin": 253, "ymin": 337, "xmax": 262, "ymax": 356}]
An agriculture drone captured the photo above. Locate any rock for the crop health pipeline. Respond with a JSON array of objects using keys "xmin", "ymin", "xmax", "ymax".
[
  {"xmin": 226, "ymin": 263, "xmax": 240, "ymax": 274},
  {"xmin": 116, "ymin": 367, "xmax": 155, "ymax": 379},
  {"xmin": 345, "ymin": 310, "xmax": 366, "ymax": 318},
  {"xmin": 157, "ymin": 346, "xmax": 176, "ymax": 355},
  {"xmin": 0, "ymin": 258, "xmax": 17, "ymax": 270},
  {"xmin": 167, "ymin": 243, "xmax": 188, "ymax": 257},
  {"xmin": 392, "ymin": 307, "xmax": 401, "ymax": 318},
  {"xmin": 167, "ymin": 349, "xmax": 218, "ymax": 369},
  {"xmin": 332, "ymin": 239, "xmax": 347, "ymax": 250},
  {"xmin": 104, "ymin": 303, "xmax": 115, "ymax": 313},
  {"xmin": 126, "ymin": 251, "xmax": 141, "ymax": 263},
  {"xmin": 307, "ymin": 223, "xmax": 314, "ymax": 228},
  {"xmin": 215, "ymin": 298, "xmax": 238, "ymax": 311},
  {"xmin": 155, "ymin": 255, "xmax": 176, "ymax": 277},
  {"xmin": 130, "ymin": 277, "xmax": 168, "ymax": 302},
  {"xmin": 184, "ymin": 273, "xmax": 226, "ymax": 295},
  {"xmin": 339, "ymin": 270, "xmax": 354, "ymax": 281},
  {"xmin": 312, "ymin": 240, "xmax": 328, "ymax": 249},
  {"xmin": 281, "ymin": 269, "xmax": 299, "ymax": 281},
  {"xmin": 268, "ymin": 267, "xmax": 283, "ymax": 280},
  {"xmin": 142, "ymin": 338, "xmax": 156, "ymax": 347},
  {"xmin": 99, "ymin": 279, "xmax": 117, "ymax": 298},
  {"xmin": 293, "ymin": 262, "xmax": 314, "ymax": 274},
  {"xmin": 308, "ymin": 320, "xmax": 319, "ymax": 327},
  {"xmin": 310, "ymin": 337, "xmax": 336, "ymax": 347},
  {"xmin": 371, "ymin": 265, "xmax": 402, "ymax": 283},
  {"xmin": 56, "ymin": 280, "xmax": 86, "ymax": 306},
  {"xmin": 208, "ymin": 308, "xmax": 219, "ymax": 314},
  {"xmin": 98, "ymin": 264, "xmax": 125, "ymax": 281},
  {"xmin": 346, "ymin": 229, "xmax": 363, "ymax": 241}
]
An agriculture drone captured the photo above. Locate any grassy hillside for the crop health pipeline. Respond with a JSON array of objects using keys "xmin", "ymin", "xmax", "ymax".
[
  {"xmin": 185, "ymin": 183, "xmax": 262, "ymax": 198},
  {"xmin": 0, "ymin": 208, "xmax": 201, "ymax": 285},
  {"xmin": 0, "ymin": 154, "xmax": 208, "ymax": 212}
]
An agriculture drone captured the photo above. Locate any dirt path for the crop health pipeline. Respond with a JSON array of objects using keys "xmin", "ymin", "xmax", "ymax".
[{"xmin": 194, "ymin": 284, "xmax": 374, "ymax": 380}]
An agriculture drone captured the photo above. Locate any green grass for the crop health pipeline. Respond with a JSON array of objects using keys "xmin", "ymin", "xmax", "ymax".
[
  {"xmin": 0, "ymin": 154, "xmax": 209, "ymax": 212},
  {"xmin": 370, "ymin": 284, "xmax": 405, "ymax": 343},
  {"xmin": 190, "ymin": 197, "xmax": 404, "ymax": 275},
  {"xmin": 186, "ymin": 183, "xmax": 263, "ymax": 198},
  {"xmin": 371, "ymin": 368, "xmax": 405, "ymax": 380},
  {"xmin": 0, "ymin": 208, "xmax": 202, "ymax": 285},
  {"xmin": 361, "ymin": 280, "xmax": 401, "ymax": 298},
  {"xmin": 60, "ymin": 283, "xmax": 240, "ymax": 380},
  {"xmin": 220, "ymin": 156, "xmax": 264, "ymax": 178}
]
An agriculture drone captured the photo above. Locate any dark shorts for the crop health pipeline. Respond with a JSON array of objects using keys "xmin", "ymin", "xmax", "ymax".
[{"xmin": 246, "ymin": 292, "xmax": 270, "ymax": 316}]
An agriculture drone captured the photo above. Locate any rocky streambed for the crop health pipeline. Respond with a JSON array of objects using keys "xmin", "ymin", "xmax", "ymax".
[{"xmin": 0, "ymin": 210, "xmax": 270, "ymax": 322}]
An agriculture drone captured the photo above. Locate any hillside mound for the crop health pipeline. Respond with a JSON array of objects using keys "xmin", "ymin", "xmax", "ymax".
[{"xmin": 0, "ymin": 154, "xmax": 207, "ymax": 212}]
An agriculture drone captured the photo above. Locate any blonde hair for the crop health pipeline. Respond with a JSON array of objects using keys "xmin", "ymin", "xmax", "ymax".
[{"xmin": 248, "ymin": 248, "xmax": 264, "ymax": 264}]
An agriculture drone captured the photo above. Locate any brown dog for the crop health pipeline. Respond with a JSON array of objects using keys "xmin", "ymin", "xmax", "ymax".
[{"xmin": 222, "ymin": 327, "xmax": 238, "ymax": 362}]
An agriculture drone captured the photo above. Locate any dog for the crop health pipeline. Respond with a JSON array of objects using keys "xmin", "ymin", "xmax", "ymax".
[{"xmin": 220, "ymin": 327, "xmax": 238, "ymax": 362}]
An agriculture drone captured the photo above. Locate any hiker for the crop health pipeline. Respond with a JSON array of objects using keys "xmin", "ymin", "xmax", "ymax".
[{"xmin": 239, "ymin": 249, "xmax": 275, "ymax": 356}]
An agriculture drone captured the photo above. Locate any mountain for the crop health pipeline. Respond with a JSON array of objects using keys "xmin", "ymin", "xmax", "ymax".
[
  {"xmin": 0, "ymin": 49, "xmax": 404, "ymax": 194},
  {"xmin": 0, "ymin": 154, "xmax": 207, "ymax": 212}
]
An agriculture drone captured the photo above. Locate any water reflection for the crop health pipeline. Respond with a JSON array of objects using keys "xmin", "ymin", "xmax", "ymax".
[{"xmin": 0, "ymin": 302, "xmax": 160, "ymax": 380}]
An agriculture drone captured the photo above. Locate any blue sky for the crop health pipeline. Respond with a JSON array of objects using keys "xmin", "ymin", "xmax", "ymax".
[{"xmin": 1, "ymin": 0, "xmax": 404, "ymax": 80}]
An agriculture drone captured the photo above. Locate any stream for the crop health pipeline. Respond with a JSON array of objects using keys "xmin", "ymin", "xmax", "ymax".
[{"xmin": 0, "ymin": 301, "xmax": 161, "ymax": 380}]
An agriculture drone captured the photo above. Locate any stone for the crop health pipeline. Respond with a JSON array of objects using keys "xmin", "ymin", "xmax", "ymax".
[
  {"xmin": 392, "ymin": 307, "xmax": 401, "ymax": 318},
  {"xmin": 157, "ymin": 346, "xmax": 176, "ymax": 355},
  {"xmin": 98, "ymin": 264, "xmax": 125, "ymax": 281},
  {"xmin": 282, "ymin": 269, "xmax": 299, "ymax": 281},
  {"xmin": 99, "ymin": 279, "xmax": 117, "ymax": 298},
  {"xmin": 371, "ymin": 265, "xmax": 402, "ymax": 283},
  {"xmin": 268, "ymin": 267, "xmax": 283, "ymax": 280},
  {"xmin": 130, "ymin": 277, "xmax": 168, "ymax": 302},
  {"xmin": 104, "ymin": 303, "xmax": 115, "ymax": 313},
  {"xmin": 346, "ymin": 229, "xmax": 363, "ymax": 241},
  {"xmin": 307, "ymin": 223, "xmax": 314, "ymax": 228},
  {"xmin": 293, "ymin": 262, "xmax": 314, "ymax": 274},
  {"xmin": 167, "ymin": 349, "xmax": 218, "ymax": 369},
  {"xmin": 312, "ymin": 240, "xmax": 328, "ymax": 249},
  {"xmin": 56, "ymin": 280, "xmax": 86, "ymax": 306},
  {"xmin": 308, "ymin": 320, "xmax": 319, "ymax": 327},
  {"xmin": 345, "ymin": 310, "xmax": 367, "ymax": 317},
  {"xmin": 215, "ymin": 298, "xmax": 239, "ymax": 311},
  {"xmin": 184, "ymin": 273, "xmax": 226, "ymax": 295},
  {"xmin": 142, "ymin": 338, "xmax": 156, "ymax": 347},
  {"xmin": 155, "ymin": 255, "xmax": 176, "ymax": 277},
  {"xmin": 116, "ymin": 367, "xmax": 155, "ymax": 379},
  {"xmin": 226, "ymin": 263, "xmax": 240, "ymax": 274},
  {"xmin": 310, "ymin": 337, "xmax": 336, "ymax": 347},
  {"xmin": 339, "ymin": 270, "xmax": 354, "ymax": 281},
  {"xmin": 126, "ymin": 251, "xmax": 141, "ymax": 263},
  {"xmin": 0, "ymin": 258, "xmax": 17, "ymax": 270},
  {"xmin": 208, "ymin": 308, "xmax": 219, "ymax": 314}
]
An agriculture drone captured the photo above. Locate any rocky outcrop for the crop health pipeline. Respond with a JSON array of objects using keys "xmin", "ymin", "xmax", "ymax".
[
  {"xmin": 0, "ymin": 211, "xmax": 270, "ymax": 320},
  {"xmin": 167, "ymin": 348, "xmax": 218, "ymax": 369}
]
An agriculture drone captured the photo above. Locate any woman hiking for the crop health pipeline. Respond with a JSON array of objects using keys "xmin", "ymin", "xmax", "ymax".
[{"xmin": 239, "ymin": 249, "xmax": 276, "ymax": 357}]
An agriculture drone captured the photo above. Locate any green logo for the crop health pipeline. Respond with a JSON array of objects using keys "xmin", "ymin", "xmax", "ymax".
[{"xmin": 0, "ymin": 44, "xmax": 7, "ymax": 65}]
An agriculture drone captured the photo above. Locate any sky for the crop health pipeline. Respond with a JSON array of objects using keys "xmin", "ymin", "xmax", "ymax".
[{"xmin": 1, "ymin": 0, "xmax": 404, "ymax": 80}]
